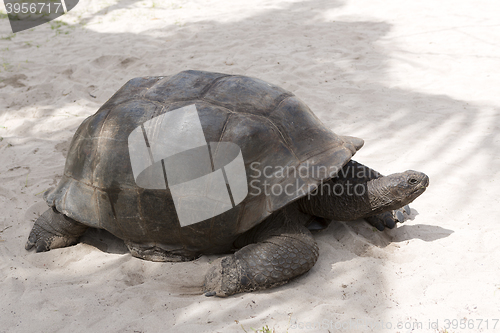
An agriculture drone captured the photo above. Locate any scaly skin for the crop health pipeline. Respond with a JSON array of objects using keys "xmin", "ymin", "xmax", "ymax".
[
  {"xmin": 25, "ymin": 208, "xmax": 88, "ymax": 252},
  {"xmin": 203, "ymin": 205, "xmax": 318, "ymax": 297},
  {"xmin": 297, "ymin": 161, "xmax": 429, "ymax": 224}
]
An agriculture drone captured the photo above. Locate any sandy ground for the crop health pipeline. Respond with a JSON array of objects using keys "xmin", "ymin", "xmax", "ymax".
[{"xmin": 1, "ymin": 0, "xmax": 499, "ymax": 332}]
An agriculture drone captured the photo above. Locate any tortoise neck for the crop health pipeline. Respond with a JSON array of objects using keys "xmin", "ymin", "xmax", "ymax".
[{"xmin": 297, "ymin": 177, "xmax": 394, "ymax": 221}]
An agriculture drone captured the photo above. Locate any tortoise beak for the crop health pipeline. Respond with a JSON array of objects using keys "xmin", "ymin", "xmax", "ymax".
[{"xmin": 422, "ymin": 175, "xmax": 430, "ymax": 188}]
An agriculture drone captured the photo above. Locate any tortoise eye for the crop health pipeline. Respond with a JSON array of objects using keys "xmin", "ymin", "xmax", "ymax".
[{"xmin": 408, "ymin": 178, "xmax": 419, "ymax": 185}]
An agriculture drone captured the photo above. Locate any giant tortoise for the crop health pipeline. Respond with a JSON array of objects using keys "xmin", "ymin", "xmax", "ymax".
[{"xmin": 26, "ymin": 70, "xmax": 429, "ymax": 296}]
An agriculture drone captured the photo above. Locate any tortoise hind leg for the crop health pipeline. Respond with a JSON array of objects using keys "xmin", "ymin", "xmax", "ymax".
[
  {"xmin": 203, "ymin": 207, "xmax": 319, "ymax": 297},
  {"xmin": 26, "ymin": 207, "xmax": 88, "ymax": 252}
]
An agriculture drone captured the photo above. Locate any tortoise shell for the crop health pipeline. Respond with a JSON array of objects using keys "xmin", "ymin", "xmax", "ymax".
[{"xmin": 45, "ymin": 70, "xmax": 363, "ymax": 256}]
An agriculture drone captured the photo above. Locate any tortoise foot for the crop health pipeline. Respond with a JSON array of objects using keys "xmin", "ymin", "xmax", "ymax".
[
  {"xmin": 364, "ymin": 205, "xmax": 411, "ymax": 231},
  {"xmin": 26, "ymin": 208, "xmax": 88, "ymax": 252},
  {"xmin": 203, "ymin": 255, "xmax": 242, "ymax": 297},
  {"xmin": 203, "ymin": 220, "xmax": 319, "ymax": 297}
]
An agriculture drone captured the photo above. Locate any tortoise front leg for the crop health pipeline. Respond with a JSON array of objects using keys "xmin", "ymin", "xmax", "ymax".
[
  {"xmin": 26, "ymin": 208, "xmax": 88, "ymax": 252},
  {"xmin": 203, "ymin": 208, "xmax": 319, "ymax": 297}
]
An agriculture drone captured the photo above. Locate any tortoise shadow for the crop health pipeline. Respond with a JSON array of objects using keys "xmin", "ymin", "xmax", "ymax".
[
  {"xmin": 80, "ymin": 228, "xmax": 129, "ymax": 255},
  {"xmin": 389, "ymin": 224, "xmax": 454, "ymax": 243},
  {"xmin": 322, "ymin": 214, "xmax": 453, "ymax": 252}
]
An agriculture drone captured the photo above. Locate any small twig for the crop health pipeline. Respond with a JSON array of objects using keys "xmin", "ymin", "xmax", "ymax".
[
  {"xmin": 35, "ymin": 188, "xmax": 48, "ymax": 196},
  {"xmin": 0, "ymin": 226, "xmax": 12, "ymax": 233}
]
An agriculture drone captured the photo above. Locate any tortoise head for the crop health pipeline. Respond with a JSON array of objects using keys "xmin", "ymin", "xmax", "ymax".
[{"xmin": 368, "ymin": 170, "xmax": 429, "ymax": 211}]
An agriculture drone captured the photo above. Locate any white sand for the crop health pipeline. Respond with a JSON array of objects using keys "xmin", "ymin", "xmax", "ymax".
[{"xmin": 1, "ymin": 0, "xmax": 499, "ymax": 332}]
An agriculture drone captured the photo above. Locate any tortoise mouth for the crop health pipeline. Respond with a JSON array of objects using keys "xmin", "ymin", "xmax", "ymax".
[
  {"xmin": 421, "ymin": 175, "xmax": 430, "ymax": 188},
  {"xmin": 410, "ymin": 186, "xmax": 426, "ymax": 197}
]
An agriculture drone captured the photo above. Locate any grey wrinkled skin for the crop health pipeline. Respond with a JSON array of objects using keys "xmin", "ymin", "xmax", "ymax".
[
  {"xmin": 25, "ymin": 70, "xmax": 429, "ymax": 297},
  {"xmin": 25, "ymin": 207, "xmax": 88, "ymax": 252},
  {"xmin": 204, "ymin": 205, "xmax": 319, "ymax": 296}
]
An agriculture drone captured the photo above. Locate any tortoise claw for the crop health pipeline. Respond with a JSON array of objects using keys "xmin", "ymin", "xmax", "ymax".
[
  {"xmin": 25, "ymin": 238, "xmax": 50, "ymax": 252},
  {"xmin": 25, "ymin": 234, "xmax": 36, "ymax": 251},
  {"xmin": 383, "ymin": 213, "xmax": 396, "ymax": 229},
  {"xmin": 395, "ymin": 210, "xmax": 405, "ymax": 223},
  {"xmin": 365, "ymin": 205, "xmax": 412, "ymax": 231},
  {"xmin": 25, "ymin": 223, "xmax": 57, "ymax": 252},
  {"xmin": 35, "ymin": 240, "xmax": 51, "ymax": 253},
  {"xmin": 25, "ymin": 221, "xmax": 53, "ymax": 252}
]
